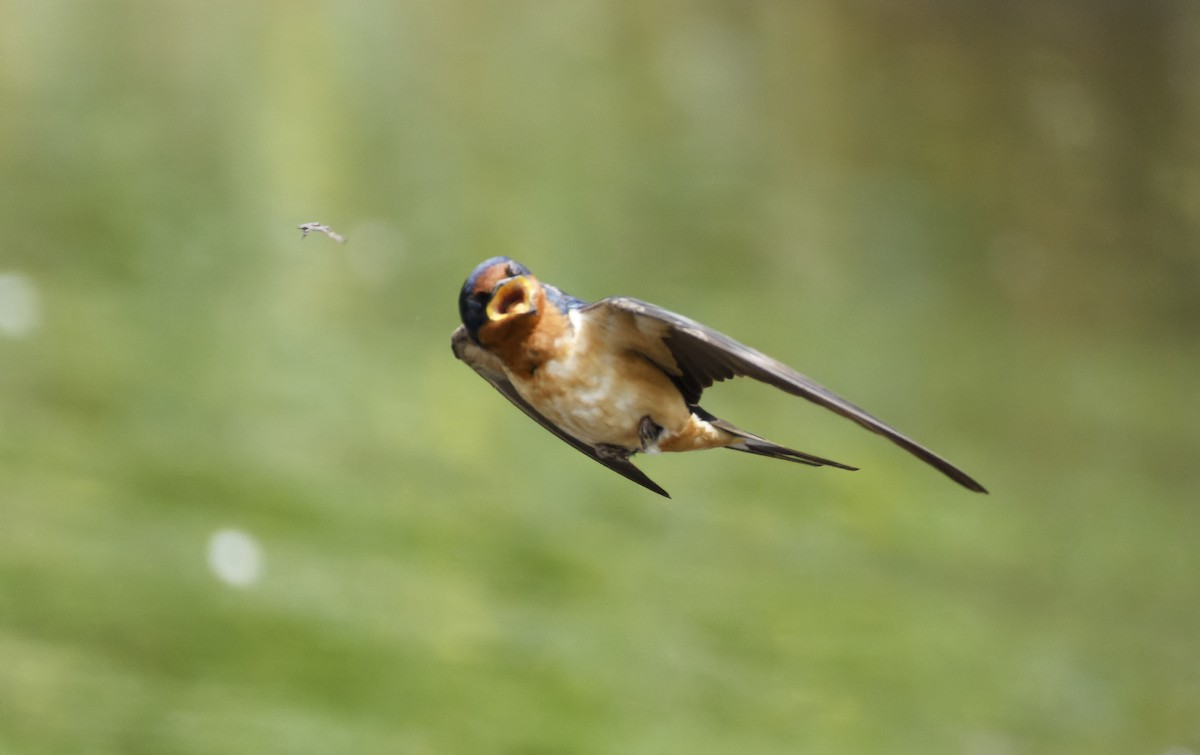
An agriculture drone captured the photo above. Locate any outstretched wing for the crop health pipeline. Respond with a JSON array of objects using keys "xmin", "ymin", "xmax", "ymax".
[
  {"xmin": 583, "ymin": 298, "xmax": 987, "ymax": 493},
  {"xmin": 450, "ymin": 326, "xmax": 670, "ymax": 497}
]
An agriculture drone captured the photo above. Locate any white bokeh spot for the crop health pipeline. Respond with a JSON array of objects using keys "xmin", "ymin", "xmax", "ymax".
[
  {"xmin": 0, "ymin": 272, "xmax": 42, "ymax": 337},
  {"xmin": 207, "ymin": 528, "xmax": 264, "ymax": 588}
]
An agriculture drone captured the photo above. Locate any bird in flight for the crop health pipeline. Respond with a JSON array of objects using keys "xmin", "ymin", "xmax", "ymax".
[{"xmin": 451, "ymin": 257, "xmax": 986, "ymax": 498}]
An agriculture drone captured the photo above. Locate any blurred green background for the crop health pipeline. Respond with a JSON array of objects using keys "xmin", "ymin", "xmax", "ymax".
[{"xmin": 2, "ymin": 1, "xmax": 1199, "ymax": 753}]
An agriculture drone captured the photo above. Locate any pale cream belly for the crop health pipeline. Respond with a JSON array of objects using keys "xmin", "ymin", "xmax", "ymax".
[{"xmin": 510, "ymin": 351, "xmax": 692, "ymax": 450}]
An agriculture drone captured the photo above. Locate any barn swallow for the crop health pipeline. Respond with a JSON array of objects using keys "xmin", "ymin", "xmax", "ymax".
[{"xmin": 451, "ymin": 257, "xmax": 986, "ymax": 498}]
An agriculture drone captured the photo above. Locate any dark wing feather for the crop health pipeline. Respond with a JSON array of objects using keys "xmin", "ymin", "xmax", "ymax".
[
  {"xmin": 585, "ymin": 298, "xmax": 987, "ymax": 493},
  {"xmin": 451, "ymin": 326, "xmax": 670, "ymax": 498}
]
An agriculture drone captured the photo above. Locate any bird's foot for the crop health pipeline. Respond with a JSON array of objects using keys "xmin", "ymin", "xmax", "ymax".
[{"xmin": 638, "ymin": 415, "xmax": 664, "ymax": 453}]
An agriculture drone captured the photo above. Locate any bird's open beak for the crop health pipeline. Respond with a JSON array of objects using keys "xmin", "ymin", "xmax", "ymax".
[{"xmin": 485, "ymin": 276, "xmax": 538, "ymax": 321}]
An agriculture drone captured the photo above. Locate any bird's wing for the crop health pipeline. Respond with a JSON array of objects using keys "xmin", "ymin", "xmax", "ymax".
[
  {"xmin": 450, "ymin": 326, "xmax": 670, "ymax": 497},
  {"xmin": 583, "ymin": 298, "xmax": 986, "ymax": 493}
]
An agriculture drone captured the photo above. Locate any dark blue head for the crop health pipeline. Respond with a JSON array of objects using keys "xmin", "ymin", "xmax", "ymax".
[{"xmin": 458, "ymin": 257, "xmax": 534, "ymax": 342}]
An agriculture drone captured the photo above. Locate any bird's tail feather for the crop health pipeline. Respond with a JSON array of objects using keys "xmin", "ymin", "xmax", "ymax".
[
  {"xmin": 726, "ymin": 438, "xmax": 858, "ymax": 470},
  {"xmin": 695, "ymin": 408, "xmax": 858, "ymax": 471}
]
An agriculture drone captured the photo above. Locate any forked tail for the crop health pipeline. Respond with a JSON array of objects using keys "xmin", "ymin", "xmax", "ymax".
[
  {"xmin": 726, "ymin": 437, "xmax": 858, "ymax": 470},
  {"xmin": 695, "ymin": 407, "xmax": 858, "ymax": 471}
]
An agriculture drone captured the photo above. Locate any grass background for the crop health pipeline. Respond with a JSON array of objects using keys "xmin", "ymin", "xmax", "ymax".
[{"xmin": 2, "ymin": 1, "xmax": 1199, "ymax": 753}]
